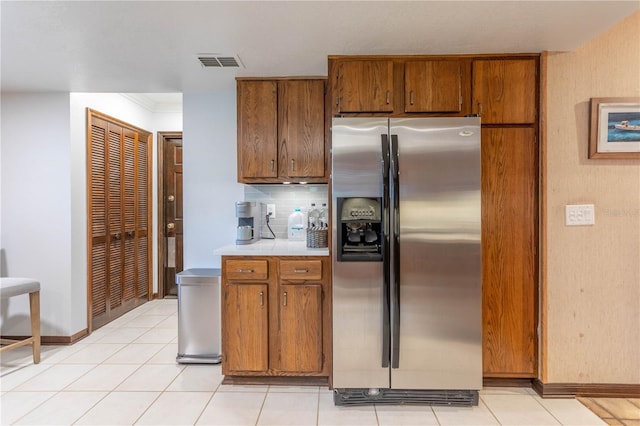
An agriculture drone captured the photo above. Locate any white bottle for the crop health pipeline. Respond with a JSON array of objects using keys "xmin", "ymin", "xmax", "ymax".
[
  {"xmin": 288, "ymin": 208, "xmax": 305, "ymax": 240},
  {"xmin": 308, "ymin": 203, "xmax": 319, "ymax": 228},
  {"xmin": 319, "ymin": 203, "xmax": 328, "ymax": 228}
]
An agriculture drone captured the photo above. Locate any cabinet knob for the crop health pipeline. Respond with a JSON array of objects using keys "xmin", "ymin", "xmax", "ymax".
[{"xmin": 270, "ymin": 159, "xmax": 275, "ymax": 172}]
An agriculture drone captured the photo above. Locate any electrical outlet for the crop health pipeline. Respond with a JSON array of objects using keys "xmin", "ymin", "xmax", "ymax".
[
  {"xmin": 565, "ymin": 204, "xmax": 595, "ymax": 226},
  {"xmin": 267, "ymin": 204, "xmax": 276, "ymax": 219}
]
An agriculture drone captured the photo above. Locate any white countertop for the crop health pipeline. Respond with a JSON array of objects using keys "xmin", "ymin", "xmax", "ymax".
[{"xmin": 214, "ymin": 239, "xmax": 329, "ymax": 257}]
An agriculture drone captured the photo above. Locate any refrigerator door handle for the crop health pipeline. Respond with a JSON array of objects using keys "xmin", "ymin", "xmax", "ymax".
[
  {"xmin": 390, "ymin": 134, "xmax": 401, "ymax": 369},
  {"xmin": 381, "ymin": 134, "xmax": 391, "ymax": 368}
]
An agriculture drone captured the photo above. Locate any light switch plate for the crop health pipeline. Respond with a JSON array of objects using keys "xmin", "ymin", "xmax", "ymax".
[{"xmin": 565, "ymin": 204, "xmax": 595, "ymax": 226}]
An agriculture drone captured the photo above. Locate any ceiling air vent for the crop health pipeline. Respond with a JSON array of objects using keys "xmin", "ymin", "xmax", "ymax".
[{"xmin": 197, "ymin": 55, "xmax": 241, "ymax": 68}]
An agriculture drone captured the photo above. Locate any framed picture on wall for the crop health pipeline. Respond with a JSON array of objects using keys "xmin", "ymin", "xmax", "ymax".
[{"xmin": 589, "ymin": 97, "xmax": 640, "ymax": 159}]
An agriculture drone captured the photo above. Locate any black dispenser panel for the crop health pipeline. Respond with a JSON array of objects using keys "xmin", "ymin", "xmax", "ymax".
[{"xmin": 336, "ymin": 197, "xmax": 383, "ymax": 262}]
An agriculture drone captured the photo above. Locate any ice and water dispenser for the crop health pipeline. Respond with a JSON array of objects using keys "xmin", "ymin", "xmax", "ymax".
[{"xmin": 336, "ymin": 197, "xmax": 383, "ymax": 262}]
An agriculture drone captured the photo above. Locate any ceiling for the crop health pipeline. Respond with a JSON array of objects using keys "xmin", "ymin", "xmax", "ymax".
[{"xmin": 2, "ymin": 1, "xmax": 639, "ymax": 95}]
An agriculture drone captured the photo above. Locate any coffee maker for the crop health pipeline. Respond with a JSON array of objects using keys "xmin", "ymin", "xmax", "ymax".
[{"xmin": 235, "ymin": 201, "xmax": 264, "ymax": 245}]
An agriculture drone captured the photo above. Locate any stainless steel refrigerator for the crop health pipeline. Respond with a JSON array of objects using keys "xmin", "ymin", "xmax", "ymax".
[{"xmin": 331, "ymin": 117, "xmax": 482, "ymax": 406}]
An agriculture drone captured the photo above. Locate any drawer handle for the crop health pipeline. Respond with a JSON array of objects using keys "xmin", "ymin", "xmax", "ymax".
[
  {"xmin": 238, "ymin": 269, "xmax": 254, "ymax": 273},
  {"xmin": 293, "ymin": 269, "xmax": 308, "ymax": 273}
]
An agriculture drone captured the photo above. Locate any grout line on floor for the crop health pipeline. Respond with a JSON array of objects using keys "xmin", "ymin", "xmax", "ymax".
[
  {"xmin": 255, "ymin": 389, "xmax": 269, "ymax": 426},
  {"xmin": 478, "ymin": 394, "xmax": 504, "ymax": 426}
]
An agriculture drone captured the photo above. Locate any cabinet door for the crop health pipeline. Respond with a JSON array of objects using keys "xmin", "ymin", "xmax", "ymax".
[
  {"xmin": 337, "ymin": 60, "xmax": 394, "ymax": 113},
  {"xmin": 237, "ymin": 80, "xmax": 278, "ymax": 179},
  {"xmin": 222, "ymin": 283, "xmax": 269, "ymax": 373},
  {"xmin": 472, "ymin": 59, "xmax": 537, "ymax": 124},
  {"xmin": 278, "ymin": 80, "xmax": 325, "ymax": 178},
  {"xmin": 482, "ymin": 127, "xmax": 537, "ymax": 377},
  {"xmin": 404, "ymin": 60, "xmax": 463, "ymax": 113},
  {"xmin": 277, "ymin": 284, "xmax": 323, "ymax": 373}
]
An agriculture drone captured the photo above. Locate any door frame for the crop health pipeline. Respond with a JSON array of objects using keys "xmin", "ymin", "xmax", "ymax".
[{"xmin": 157, "ymin": 131, "xmax": 183, "ymax": 299}]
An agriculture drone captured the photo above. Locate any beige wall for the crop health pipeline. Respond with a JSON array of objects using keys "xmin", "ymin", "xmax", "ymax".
[{"xmin": 544, "ymin": 11, "xmax": 640, "ymax": 384}]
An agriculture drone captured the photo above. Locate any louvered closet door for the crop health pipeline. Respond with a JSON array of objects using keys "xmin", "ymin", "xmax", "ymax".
[
  {"xmin": 136, "ymin": 133, "xmax": 150, "ymax": 299},
  {"xmin": 89, "ymin": 110, "xmax": 151, "ymax": 330},
  {"xmin": 108, "ymin": 123, "xmax": 124, "ymax": 312},
  {"xmin": 90, "ymin": 117, "xmax": 109, "ymax": 321},
  {"xmin": 122, "ymin": 129, "xmax": 137, "ymax": 303}
]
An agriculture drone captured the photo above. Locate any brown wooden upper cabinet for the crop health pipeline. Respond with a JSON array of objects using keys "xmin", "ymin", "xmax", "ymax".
[
  {"xmin": 335, "ymin": 60, "xmax": 394, "ymax": 113},
  {"xmin": 331, "ymin": 57, "xmax": 470, "ymax": 116},
  {"xmin": 236, "ymin": 78, "xmax": 326, "ymax": 184},
  {"xmin": 404, "ymin": 60, "xmax": 464, "ymax": 113},
  {"xmin": 471, "ymin": 59, "xmax": 537, "ymax": 124}
]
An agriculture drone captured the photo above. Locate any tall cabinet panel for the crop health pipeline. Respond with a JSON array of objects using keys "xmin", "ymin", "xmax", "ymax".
[
  {"xmin": 88, "ymin": 109, "xmax": 152, "ymax": 331},
  {"xmin": 473, "ymin": 57, "xmax": 539, "ymax": 378},
  {"xmin": 481, "ymin": 127, "xmax": 537, "ymax": 377}
]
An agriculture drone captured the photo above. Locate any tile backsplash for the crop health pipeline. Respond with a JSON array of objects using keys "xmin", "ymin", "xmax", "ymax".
[{"xmin": 244, "ymin": 184, "xmax": 328, "ymax": 239}]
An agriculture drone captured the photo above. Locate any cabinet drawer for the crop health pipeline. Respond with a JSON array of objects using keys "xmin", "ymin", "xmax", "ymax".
[
  {"xmin": 225, "ymin": 260, "xmax": 268, "ymax": 280},
  {"xmin": 279, "ymin": 260, "xmax": 322, "ymax": 281}
]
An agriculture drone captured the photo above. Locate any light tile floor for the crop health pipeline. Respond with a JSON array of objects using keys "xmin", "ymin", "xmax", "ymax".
[{"xmin": 0, "ymin": 298, "xmax": 617, "ymax": 425}]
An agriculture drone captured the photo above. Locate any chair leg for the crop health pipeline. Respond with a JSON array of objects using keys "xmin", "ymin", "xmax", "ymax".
[{"xmin": 29, "ymin": 291, "xmax": 41, "ymax": 363}]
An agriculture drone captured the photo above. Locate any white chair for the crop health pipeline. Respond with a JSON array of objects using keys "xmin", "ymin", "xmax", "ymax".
[{"xmin": 0, "ymin": 277, "xmax": 41, "ymax": 363}]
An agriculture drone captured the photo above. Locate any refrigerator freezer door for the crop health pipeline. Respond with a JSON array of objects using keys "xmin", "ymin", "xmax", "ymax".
[
  {"xmin": 332, "ymin": 118, "xmax": 389, "ymax": 389},
  {"xmin": 390, "ymin": 117, "xmax": 482, "ymax": 390},
  {"xmin": 331, "ymin": 118, "xmax": 388, "ymax": 198}
]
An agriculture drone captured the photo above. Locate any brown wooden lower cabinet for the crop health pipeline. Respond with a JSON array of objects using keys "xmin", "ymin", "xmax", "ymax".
[
  {"xmin": 276, "ymin": 283, "xmax": 323, "ymax": 373},
  {"xmin": 223, "ymin": 282, "xmax": 269, "ymax": 373},
  {"xmin": 221, "ymin": 256, "xmax": 330, "ymax": 377}
]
